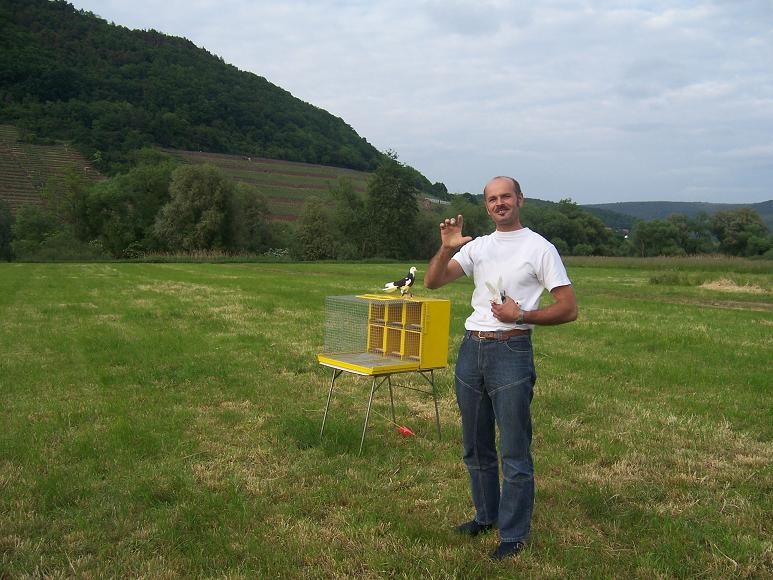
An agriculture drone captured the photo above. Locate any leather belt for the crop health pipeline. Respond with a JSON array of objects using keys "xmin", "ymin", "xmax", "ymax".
[{"xmin": 468, "ymin": 328, "xmax": 530, "ymax": 340}]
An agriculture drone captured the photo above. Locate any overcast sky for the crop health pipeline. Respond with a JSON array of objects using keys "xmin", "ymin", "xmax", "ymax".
[{"xmin": 69, "ymin": 0, "xmax": 772, "ymax": 204}]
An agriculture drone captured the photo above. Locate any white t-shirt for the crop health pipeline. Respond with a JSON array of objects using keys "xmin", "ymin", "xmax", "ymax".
[{"xmin": 452, "ymin": 227, "xmax": 572, "ymax": 331}]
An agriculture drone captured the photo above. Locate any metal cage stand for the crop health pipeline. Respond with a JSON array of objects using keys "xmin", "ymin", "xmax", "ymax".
[{"xmin": 319, "ymin": 367, "xmax": 442, "ymax": 454}]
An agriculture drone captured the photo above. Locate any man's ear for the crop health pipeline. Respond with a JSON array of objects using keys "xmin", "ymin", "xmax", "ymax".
[{"xmin": 516, "ymin": 193, "xmax": 524, "ymax": 207}]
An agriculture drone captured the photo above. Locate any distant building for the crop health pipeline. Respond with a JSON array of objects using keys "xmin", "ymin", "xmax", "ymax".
[{"xmin": 421, "ymin": 196, "xmax": 451, "ymax": 210}]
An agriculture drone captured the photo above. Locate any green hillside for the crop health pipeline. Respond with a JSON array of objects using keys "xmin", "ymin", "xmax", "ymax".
[{"xmin": 0, "ymin": 0, "xmax": 383, "ymax": 174}]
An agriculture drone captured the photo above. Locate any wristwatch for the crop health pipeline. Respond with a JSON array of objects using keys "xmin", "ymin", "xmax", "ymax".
[{"xmin": 516, "ymin": 310, "xmax": 527, "ymax": 325}]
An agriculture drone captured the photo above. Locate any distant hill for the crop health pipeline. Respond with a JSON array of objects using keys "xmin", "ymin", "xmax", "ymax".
[
  {"xmin": 0, "ymin": 0, "xmax": 382, "ymax": 173},
  {"xmin": 584, "ymin": 201, "xmax": 773, "ymax": 231}
]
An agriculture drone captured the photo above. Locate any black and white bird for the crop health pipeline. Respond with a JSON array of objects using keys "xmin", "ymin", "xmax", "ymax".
[{"xmin": 382, "ymin": 266, "xmax": 417, "ymax": 297}]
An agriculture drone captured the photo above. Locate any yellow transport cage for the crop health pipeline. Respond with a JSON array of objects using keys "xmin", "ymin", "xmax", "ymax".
[{"xmin": 317, "ymin": 294, "xmax": 451, "ymax": 375}]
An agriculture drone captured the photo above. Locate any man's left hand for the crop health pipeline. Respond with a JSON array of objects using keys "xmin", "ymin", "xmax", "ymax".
[{"xmin": 491, "ymin": 296, "xmax": 520, "ymax": 323}]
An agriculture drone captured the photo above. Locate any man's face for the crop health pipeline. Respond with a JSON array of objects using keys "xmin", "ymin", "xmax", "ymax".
[{"xmin": 484, "ymin": 178, "xmax": 523, "ymax": 230}]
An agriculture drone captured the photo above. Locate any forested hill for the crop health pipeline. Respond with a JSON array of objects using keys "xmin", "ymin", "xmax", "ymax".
[
  {"xmin": 0, "ymin": 0, "xmax": 383, "ymax": 174},
  {"xmin": 585, "ymin": 200, "xmax": 773, "ymax": 231}
]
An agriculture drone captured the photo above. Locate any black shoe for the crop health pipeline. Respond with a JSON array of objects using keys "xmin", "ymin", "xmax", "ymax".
[
  {"xmin": 454, "ymin": 519, "xmax": 494, "ymax": 537},
  {"xmin": 491, "ymin": 541, "xmax": 526, "ymax": 560}
]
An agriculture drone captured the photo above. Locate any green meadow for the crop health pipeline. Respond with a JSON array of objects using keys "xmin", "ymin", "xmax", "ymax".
[{"xmin": 1, "ymin": 259, "xmax": 771, "ymax": 578}]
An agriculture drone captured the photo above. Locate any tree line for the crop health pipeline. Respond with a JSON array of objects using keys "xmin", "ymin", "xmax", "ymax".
[
  {"xmin": 0, "ymin": 151, "xmax": 441, "ymax": 261},
  {"xmin": 0, "ymin": 151, "xmax": 770, "ymax": 263}
]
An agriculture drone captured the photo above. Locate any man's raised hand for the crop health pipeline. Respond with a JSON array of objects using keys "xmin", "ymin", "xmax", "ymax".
[{"xmin": 439, "ymin": 214, "xmax": 473, "ymax": 250}]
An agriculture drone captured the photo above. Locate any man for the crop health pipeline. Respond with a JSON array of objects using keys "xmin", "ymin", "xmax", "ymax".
[{"xmin": 424, "ymin": 176, "xmax": 577, "ymax": 560}]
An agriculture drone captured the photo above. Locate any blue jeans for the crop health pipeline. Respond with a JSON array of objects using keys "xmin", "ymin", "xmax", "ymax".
[{"xmin": 454, "ymin": 331, "xmax": 536, "ymax": 543}]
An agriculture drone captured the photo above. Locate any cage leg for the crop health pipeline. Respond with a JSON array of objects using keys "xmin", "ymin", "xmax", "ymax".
[
  {"xmin": 387, "ymin": 374, "xmax": 396, "ymax": 425},
  {"xmin": 428, "ymin": 370, "xmax": 442, "ymax": 440},
  {"xmin": 419, "ymin": 369, "xmax": 441, "ymax": 440},
  {"xmin": 320, "ymin": 369, "xmax": 342, "ymax": 441},
  {"xmin": 359, "ymin": 376, "xmax": 380, "ymax": 455}
]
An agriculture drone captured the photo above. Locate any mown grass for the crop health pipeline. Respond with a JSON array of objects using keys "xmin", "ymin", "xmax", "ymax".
[{"xmin": 1, "ymin": 259, "xmax": 771, "ymax": 578}]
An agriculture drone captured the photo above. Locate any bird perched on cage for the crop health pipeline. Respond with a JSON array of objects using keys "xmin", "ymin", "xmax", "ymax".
[{"xmin": 382, "ymin": 266, "xmax": 417, "ymax": 297}]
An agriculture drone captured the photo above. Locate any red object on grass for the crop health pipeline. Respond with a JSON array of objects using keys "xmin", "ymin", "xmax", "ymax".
[{"xmin": 397, "ymin": 425, "xmax": 415, "ymax": 437}]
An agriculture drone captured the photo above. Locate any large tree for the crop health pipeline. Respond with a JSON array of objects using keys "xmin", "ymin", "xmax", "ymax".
[
  {"xmin": 152, "ymin": 164, "xmax": 235, "ymax": 252},
  {"xmin": 328, "ymin": 177, "xmax": 367, "ymax": 260},
  {"xmin": 228, "ymin": 183, "xmax": 273, "ymax": 253},
  {"xmin": 365, "ymin": 153, "xmax": 419, "ymax": 260},
  {"xmin": 711, "ymin": 208, "xmax": 770, "ymax": 256},
  {"xmin": 294, "ymin": 196, "xmax": 337, "ymax": 261},
  {"xmin": 86, "ymin": 156, "xmax": 175, "ymax": 257},
  {"xmin": 628, "ymin": 219, "xmax": 686, "ymax": 257},
  {"xmin": 41, "ymin": 166, "xmax": 91, "ymax": 241},
  {"xmin": 667, "ymin": 213, "xmax": 717, "ymax": 255}
]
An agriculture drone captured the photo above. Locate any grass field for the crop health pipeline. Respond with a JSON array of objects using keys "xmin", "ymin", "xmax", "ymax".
[{"xmin": 1, "ymin": 258, "xmax": 771, "ymax": 578}]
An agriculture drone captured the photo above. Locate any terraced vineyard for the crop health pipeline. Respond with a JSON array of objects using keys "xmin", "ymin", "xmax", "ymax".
[
  {"xmin": 0, "ymin": 125, "xmax": 374, "ymax": 222},
  {"xmin": 165, "ymin": 149, "xmax": 373, "ymax": 221},
  {"xmin": 0, "ymin": 125, "xmax": 103, "ymax": 214}
]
